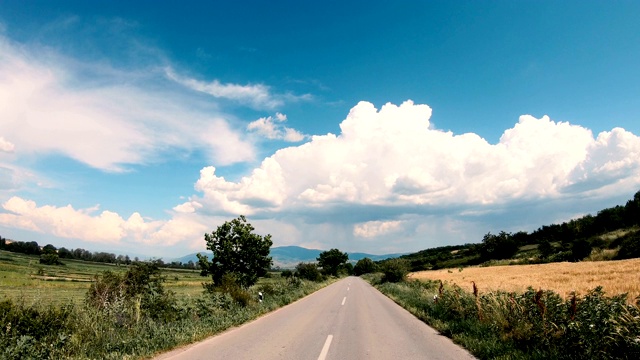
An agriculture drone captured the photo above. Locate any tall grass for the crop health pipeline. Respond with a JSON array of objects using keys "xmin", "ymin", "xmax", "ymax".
[{"xmin": 369, "ymin": 276, "xmax": 640, "ymax": 359}]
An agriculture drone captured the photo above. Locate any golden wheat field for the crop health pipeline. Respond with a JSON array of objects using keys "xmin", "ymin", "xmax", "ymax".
[{"xmin": 409, "ymin": 258, "xmax": 640, "ymax": 302}]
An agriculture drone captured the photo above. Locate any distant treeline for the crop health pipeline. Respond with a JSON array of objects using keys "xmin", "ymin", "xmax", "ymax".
[
  {"xmin": 401, "ymin": 190, "xmax": 640, "ymax": 271},
  {"xmin": 0, "ymin": 238, "xmax": 198, "ymax": 269}
]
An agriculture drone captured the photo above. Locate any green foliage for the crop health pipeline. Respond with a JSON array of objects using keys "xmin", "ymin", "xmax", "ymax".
[
  {"xmin": 381, "ymin": 258, "xmax": 410, "ymax": 283},
  {"xmin": 1, "ymin": 272, "xmax": 335, "ymax": 359},
  {"xmin": 374, "ymin": 280, "xmax": 640, "ymax": 360},
  {"xmin": 615, "ymin": 231, "xmax": 640, "ymax": 260},
  {"xmin": 86, "ymin": 261, "xmax": 178, "ymax": 322},
  {"xmin": 317, "ymin": 248, "xmax": 348, "ymax": 276},
  {"xmin": 280, "ymin": 269, "xmax": 293, "ymax": 278},
  {"xmin": 295, "ymin": 262, "xmax": 323, "ymax": 282},
  {"xmin": 203, "ymin": 273, "xmax": 254, "ymax": 307},
  {"xmin": 571, "ymin": 238, "xmax": 593, "ymax": 261},
  {"xmin": 39, "ymin": 252, "xmax": 61, "ymax": 265},
  {"xmin": 0, "ymin": 299, "xmax": 74, "ymax": 359},
  {"xmin": 198, "ymin": 215, "xmax": 273, "ymax": 288},
  {"xmin": 340, "ymin": 262, "xmax": 354, "ymax": 276},
  {"xmin": 353, "ymin": 257, "xmax": 377, "ymax": 275},
  {"xmin": 480, "ymin": 231, "xmax": 520, "ymax": 261},
  {"xmin": 537, "ymin": 239, "xmax": 555, "ymax": 258}
]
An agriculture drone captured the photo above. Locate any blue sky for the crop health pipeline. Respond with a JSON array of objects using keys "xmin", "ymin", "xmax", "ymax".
[{"xmin": 1, "ymin": 1, "xmax": 639, "ymax": 258}]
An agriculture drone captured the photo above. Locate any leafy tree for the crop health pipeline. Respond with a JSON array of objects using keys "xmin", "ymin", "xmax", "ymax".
[
  {"xmin": 340, "ymin": 262, "xmax": 354, "ymax": 275},
  {"xmin": 280, "ymin": 269, "xmax": 294, "ymax": 278},
  {"xmin": 295, "ymin": 262, "xmax": 323, "ymax": 281},
  {"xmin": 571, "ymin": 238, "xmax": 593, "ymax": 261},
  {"xmin": 480, "ymin": 231, "xmax": 519, "ymax": 261},
  {"xmin": 57, "ymin": 247, "xmax": 73, "ymax": 259},
  {"xmin": 39, "ymin": 252, "xmax": 61, "ymax": 265},
  {"xmin": 615, "ymin": 232, "xmax": 640, "ymax": 260},
  {"xmin": 381, "ymin": 258, "xmax": 410, "ymax": 283},
  {"xmin": 42, "ymin": 244, "xmax": 57, "ymax": 254},
  {"xmin": 198, "ymin": 216, "xmax": 273, "ymax": 288},
  {"xmin": 354, "ymin": 257, "xmax": 377, "ymax": 275},
  {"xmin": 538, "ymin": 239, "xmax": 555, "ymax": 259},
  {"xmin": 317, "ymin": 248, "xmax": 349, "ymax": 276}
]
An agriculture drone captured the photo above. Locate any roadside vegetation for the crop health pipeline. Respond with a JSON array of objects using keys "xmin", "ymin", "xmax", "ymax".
[
  {"xmin": 366, "ymin": 273, "xmax": 640, "ymax": 359},
  {"xmin": 1, "ymin": 217, "xmax": 341, "ymax": 359}
]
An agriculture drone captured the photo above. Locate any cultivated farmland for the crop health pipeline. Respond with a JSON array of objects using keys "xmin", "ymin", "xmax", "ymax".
[{"xmin": 410, "ymin": 258, "xmax": 640, "ymax": 302}]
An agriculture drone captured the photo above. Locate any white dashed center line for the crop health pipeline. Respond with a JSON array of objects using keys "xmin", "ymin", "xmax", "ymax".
[
  {"xmin": 317, "ymin": 334, "xmax": 333, "ymax": 360},
  {"xmin": 341, "ymin": 296, "xmax": 346, "ymax": 306}
]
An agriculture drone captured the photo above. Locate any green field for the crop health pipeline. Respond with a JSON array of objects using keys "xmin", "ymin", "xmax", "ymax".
[{"xmin": 0, "ymin": 250, "xmax": 205, "ymax": 304}]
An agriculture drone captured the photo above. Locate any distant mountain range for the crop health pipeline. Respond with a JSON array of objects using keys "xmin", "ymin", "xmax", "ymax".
[{"xmin": 174, "ymin": 245, "xmax": 404, "ymax": 268}]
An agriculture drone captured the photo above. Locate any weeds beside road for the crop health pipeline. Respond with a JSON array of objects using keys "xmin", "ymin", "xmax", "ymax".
[
  {"xmin": 1, "ymin": 271, "xmax": 335, "ymax": 360},
  {"xmin": 368, "ymin": 274, "xmax": 640, "ymax": 359}
]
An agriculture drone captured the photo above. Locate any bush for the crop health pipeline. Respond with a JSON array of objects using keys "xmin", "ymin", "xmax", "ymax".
[
  {"xmin": 203, "ymin": 273, "xmax": 254, "ymax": 307},
  {"xmin": 616, "ymin": 232, "xmax": 640, "ymax": 260},
  {"xmin": 295, "ymin": 262, "xmax": 323, "ymax": 282},
  {"xmin": 39, "ymin": 252, "xmax": 62, "ymax": 265},
  {"xmin": 354, "ymin": 257, "xmax": 377, "ymax": 276},
  {"xmin": 0, "ymin": 299, "xmax": 74, "ymax": 359},
  {"xmin": 86, "ymin": 261, "xmax": 178, "ymax": 322},
  {"xmin": 280, "ymin": 269, "xmax": 293, "ymax": 278},
  {"xmin": 381, "ymin": 259, "xmax": 410, "ymax": 283}
]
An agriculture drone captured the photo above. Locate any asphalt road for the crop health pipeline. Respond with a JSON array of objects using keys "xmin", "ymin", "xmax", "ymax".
[{"xmin": 156, "ymin": 276, "xmax": 476, "ymax": 360}]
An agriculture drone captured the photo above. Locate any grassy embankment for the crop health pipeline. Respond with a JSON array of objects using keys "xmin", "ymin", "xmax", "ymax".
[
  {"xmin": 0, "ymin": 250, "xmax": 335, "ymax": 359},
  {"xmin": 368, "ymin": 259, "xmax": 640, "ymax": 359}
]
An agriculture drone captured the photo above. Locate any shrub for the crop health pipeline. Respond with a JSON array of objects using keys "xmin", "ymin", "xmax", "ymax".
[
  {"xmin": 381, "ymin": 258, "xmax": 410, "ymax": 283},
  {"xmin": 39, "ymin": 252, "xmax": 62, "ymax": 265},
  {"xmin": 354, "ymin": 257, "xmax": 377, "ymax": 276},
  {"xmin": 616, "ymin": 232, "xmax": 640, "ymax": 260},
  {"xmin": 0, "ymin": 299, "xmax": 74, "ymax": 359},
  {"xmin": 295, "ymin": 262, "xmax": 323, "ymax": 282},
  {"xmin": 203, "ymin": 273, "xmax": 254, "ymax": 307},
  {"xmin": 86, "ymin": 261, "xmax": 178, "ymax": 322}
]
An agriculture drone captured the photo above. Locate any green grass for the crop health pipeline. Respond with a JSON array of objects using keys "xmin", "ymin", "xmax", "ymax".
[
  {"xmin": 0, "ymin": 250, "xmax": 204, "ymax": 305},
  {"xmin": 1, "ymin": 250, "xmax": 341, "ymax": 359}
]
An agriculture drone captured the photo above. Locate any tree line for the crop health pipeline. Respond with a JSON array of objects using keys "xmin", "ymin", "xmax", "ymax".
[
  {"xmin": 0, "ymin": 238, "xmax": 198, "ymax": 269},
  {"xmin": 401, "ymin": 190, "xmax": 640, "ymax": 271}
]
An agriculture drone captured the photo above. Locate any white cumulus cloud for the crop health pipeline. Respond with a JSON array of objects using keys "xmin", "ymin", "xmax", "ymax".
[
  {"xmin": 354, "ymin": 220, "xmax": 405, "ymax": 238},
  {"xmin": 247, "ymin": 113, "xmax": 307, "ymax": 142},
  {"xmin": 191, "ymin": 100, "xmax": 640, "ymax": 217}
]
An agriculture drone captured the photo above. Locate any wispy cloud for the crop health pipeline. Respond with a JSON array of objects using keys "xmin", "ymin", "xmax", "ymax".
[
  {"xmin": 165, "ymin": 67, "xmax": 312, "ymax": 110},
  {"xmin": 0, "ymin": 34, "xmax": 255, "ymax": 173}
]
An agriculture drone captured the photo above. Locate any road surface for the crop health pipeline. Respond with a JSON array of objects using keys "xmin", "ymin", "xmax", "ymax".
[{"xmin": 156, "ymin": 276, "xmax": 476, "ymax": 360}]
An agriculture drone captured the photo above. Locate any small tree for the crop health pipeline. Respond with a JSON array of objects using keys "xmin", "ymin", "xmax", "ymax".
[
  {"xmin": 317, "ymin": 248, "xmax": 348, "ymax": 276},
  {"xmin": 480, "ymin": 231, "xmax": 519, "ymax": 261},
  {"xmin": 354, "ymin": 257, "xmax": 377, "ymax": 275},
  {"xmin": 382, "ymin": 258, "xmax": 409, "ymax": 283},
  {"xmin": 198, "ymin": 216, "xmax": 273, "ymax": 288},
  {"xmin": 538, "ymin": 239, "xmax": 555, "ymax": 259},
  {"xmin": 295, "ymin": 262, "xmax": 322, "ymax": 281}
]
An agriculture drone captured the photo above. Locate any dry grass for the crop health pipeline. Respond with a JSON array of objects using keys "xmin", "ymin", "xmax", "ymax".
[{"xmin": 410, "ymin": 258, "xmax": 640, "ymax": 303}]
